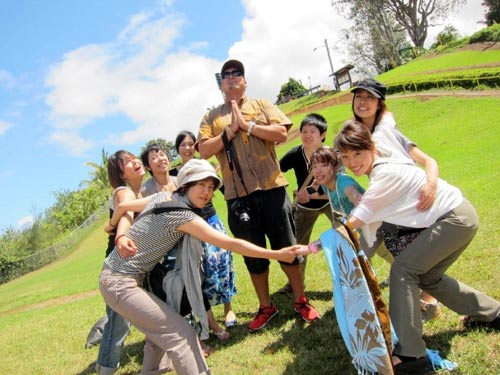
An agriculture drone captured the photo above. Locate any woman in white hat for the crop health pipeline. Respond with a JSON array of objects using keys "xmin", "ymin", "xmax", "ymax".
[
  {"xmin": 100, "ymin": 159, "xmax": 299, "ymax": 375},
  {"xmin": 171, "ymin": 130, "xmax": 238, "ymax": 331}
]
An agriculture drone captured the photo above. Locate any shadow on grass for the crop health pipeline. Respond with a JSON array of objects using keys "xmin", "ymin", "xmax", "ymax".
[
  {"xmin": 76, "ymin": 339, "xmax": 146, "ymax": 375},
  {"xmin": 260, "ymin": 302, "xmax": 469, "ymax": 375},
  {"xmin": 75, "ymin": 290, "xmax": 476, "ymax": 374}
]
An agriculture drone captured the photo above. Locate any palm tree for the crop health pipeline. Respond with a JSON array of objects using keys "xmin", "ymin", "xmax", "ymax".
[{"xmin": 80, "ymin": 148, "xmax": 109, "ymax": 189}]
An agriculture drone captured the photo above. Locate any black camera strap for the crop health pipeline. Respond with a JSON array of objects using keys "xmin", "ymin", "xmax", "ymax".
[{"xmin": 221, "ymin": 129, "xmax": 249, "ymax": 196}]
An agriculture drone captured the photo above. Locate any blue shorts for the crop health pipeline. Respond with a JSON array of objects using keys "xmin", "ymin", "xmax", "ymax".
[{"xmin": 227, "ymin": 187, "xmax": 302, "ymax": 274}]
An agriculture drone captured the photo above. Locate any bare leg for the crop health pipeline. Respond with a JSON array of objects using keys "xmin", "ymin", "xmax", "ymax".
[
  {"xmin": 250, "ymin": 270, "xmax": 271, "ymax": 306},
  {"xmin": 224, "ymin": 302, "xmax": 237, "ymax": 327},
  {"xmin": 280, "ymin": 263, "xmax": 304, "ymax": 302}
]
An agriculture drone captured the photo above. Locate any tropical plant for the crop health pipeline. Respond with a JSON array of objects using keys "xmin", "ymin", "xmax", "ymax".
[{"xmin": 80, "ymin": 148, "xmax": 109, "ymax": 190}]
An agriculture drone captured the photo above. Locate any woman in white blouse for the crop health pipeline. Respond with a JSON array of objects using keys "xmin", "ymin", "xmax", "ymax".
[{"xmin": 333, "ymin": 121, "xmax": 500, "ymax": 374}]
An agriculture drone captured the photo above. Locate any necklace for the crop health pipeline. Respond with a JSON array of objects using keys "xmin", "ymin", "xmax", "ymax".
[{"xmin": 301, "ymin": 145, "xmax": 311, "ymax": 171}]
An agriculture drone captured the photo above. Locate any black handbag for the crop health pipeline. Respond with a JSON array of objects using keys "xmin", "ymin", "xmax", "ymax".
[
  {"xmin": 139, "ymin": 204, "xmax": 193, "ymax": 301},
  {"xmin": 145, "ymin": 255, "xmax": 176, "ymax": 301}
]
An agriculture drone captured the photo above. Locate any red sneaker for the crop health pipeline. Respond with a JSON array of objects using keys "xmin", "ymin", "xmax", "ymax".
[
  {"xmin": 294, "ymin": 296, "xmax": 320, "ymax": 322},
  {"xmin": 248, "ymin": 304, "xmax": 279, "ymax": 332}
]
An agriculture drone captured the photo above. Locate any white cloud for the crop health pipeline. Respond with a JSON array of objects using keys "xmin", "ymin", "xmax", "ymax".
[
  {"xmin": 44, "ymin": 0, "xmax": 486, "ymax": 155},
  {"xmin": 44, "ymin": 1, "xmax": 350, "ymax": 154},
  {"xmin": 0, "ymin": 120, "xmax": 13, "ymax": 136},
  {"xmin": 0, "ymin": 69, "xmax": 15, "ymax": 88},
  {"xmin": 49, "ymin": 131, "xmax": 95, "ymax": 156},
  {"xmin": 45, "ymin": 6, "xmax": 223, "ymax": 152},
  {"xmin": 17, "ymin": 215, "xmax": 34, "ymax": 229},
  {"xmin": 235, "ymin": 0, "xmax": 351, "ymax": 98}
]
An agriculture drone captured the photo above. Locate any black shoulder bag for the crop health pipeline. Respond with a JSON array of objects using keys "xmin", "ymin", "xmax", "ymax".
[{"xmin": 141, "ymin": 204, "xmax": 195, "ymax": 301}]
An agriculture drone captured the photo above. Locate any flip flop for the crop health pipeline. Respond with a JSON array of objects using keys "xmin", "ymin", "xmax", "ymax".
[{"xmin": 214, "ymin": 330, "xmax": 230, "ymax": 340}]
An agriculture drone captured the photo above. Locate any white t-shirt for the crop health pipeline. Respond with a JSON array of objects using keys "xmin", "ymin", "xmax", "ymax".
[
  {"xmin": 372, "ymin": 112, "xmax": 415, "ymax": 162},
  {"xmin": 351, "ymin": 158, "xmax": 463, "ymax": 246}
]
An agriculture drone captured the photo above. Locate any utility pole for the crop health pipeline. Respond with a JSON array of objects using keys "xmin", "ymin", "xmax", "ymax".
[
  {"xmin": 214, "ymin": 72, "xmax": 225, "ymax": 101},
  {"xmin": 323, "ymin": 39, "xmax": 339, "ymax": 91},
  {"xmin": 314, "ymin": 39, "xmax": 339, "ymax": 91}
]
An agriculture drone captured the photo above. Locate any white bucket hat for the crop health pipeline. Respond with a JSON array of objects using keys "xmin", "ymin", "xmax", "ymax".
[{"xmin": 177, "ymin": 159, "xmax": 222, "ymax": 190}]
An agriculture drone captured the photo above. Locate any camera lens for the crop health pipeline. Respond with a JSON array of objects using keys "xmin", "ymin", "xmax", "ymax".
[
  {"xmin": 232, "ymin": 199, "xmax": 250, "ymax": 223},
  {"xmin": 239, "ymin": 211, "xmax": 250, "ymax": 223}
]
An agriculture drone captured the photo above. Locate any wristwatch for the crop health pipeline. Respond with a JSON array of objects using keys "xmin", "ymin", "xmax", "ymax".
[{"xmin": 247, "ymin": 121, "xmax": 256, "ymax": 135}]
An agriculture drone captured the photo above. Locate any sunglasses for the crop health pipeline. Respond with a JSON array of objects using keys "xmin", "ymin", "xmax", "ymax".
[{"xmin": 221, "ymin": 70, "xmax": 243, "ymax": 79}]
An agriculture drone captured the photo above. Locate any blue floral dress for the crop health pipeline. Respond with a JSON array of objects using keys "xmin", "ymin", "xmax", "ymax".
[{"xmin": 202, "ymin": 212, "xmax": 237, "ymax": 305}]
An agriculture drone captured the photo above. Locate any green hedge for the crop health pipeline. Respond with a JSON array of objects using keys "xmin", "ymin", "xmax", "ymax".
[
  {"xmin": 470, "ymin": 24, "xmax": 500, "ymax": 43},
  {"xmin": 386, "ymin": 70, "xmax": 500, "ymax": 94}
]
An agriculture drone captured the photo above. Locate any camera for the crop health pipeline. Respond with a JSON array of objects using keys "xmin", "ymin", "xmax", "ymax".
[
  {"xmin": 231, "ymin": 198, "xmax": 251, "ymax": 223},
  {"xmin": 306, "ymin": 186, "xmax": 317, "ymax": 194}
]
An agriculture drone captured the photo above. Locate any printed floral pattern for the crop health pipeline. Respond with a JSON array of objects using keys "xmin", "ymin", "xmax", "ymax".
[
  {"xmin": 202, "ymin": 214, "xmax": 237, "ymax": 306},
  {"xmin": 321, "ymin": 228, "xmax": 394, "ymax": 375}
]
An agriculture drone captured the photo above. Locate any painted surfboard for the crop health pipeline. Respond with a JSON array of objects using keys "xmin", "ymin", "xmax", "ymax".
[{"xmin": 317, "ymin": 224, "xmax": 395, "ymax": 375}]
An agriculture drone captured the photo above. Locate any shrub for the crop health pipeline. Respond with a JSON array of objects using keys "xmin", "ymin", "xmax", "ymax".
[
  {"xmin": 433, "ymin": 37, "xmax": 470, "ymax": 53},
  {"xmin": 469, "ymin": 23, "xmax": 500, "ymax": 43}
]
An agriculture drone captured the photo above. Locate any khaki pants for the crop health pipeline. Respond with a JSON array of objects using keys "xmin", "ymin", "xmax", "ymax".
[
  {"xmin": 389, "ymin": 199, "xmax": 500, "ymax": 357},
  {"xmin": 99, "ymin": 266, "xmax": 210, "ymax": 375}
]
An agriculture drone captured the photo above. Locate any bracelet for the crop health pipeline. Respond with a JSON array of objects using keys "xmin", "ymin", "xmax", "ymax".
[
  {"xmin": 247, "ymin": 121, "xmax": 256, "ymax": 135},
  {"xmin": 225, "ymin": 126, "xmax": 235, "ymax": 139},
  {"xmin": 114, "ymin": 234, "xmax": 127, "ymax": 246},
  {"xmin": 308, "ymin": 241, "xmax": 322, "ymax": 254},
  {"xmin": 108, "ymin": 219, "xmax": 117, "ymax": 228}
]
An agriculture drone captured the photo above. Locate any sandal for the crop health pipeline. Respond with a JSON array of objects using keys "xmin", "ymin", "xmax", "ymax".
[
  {"xmin": 392, "ymin": 355, "xmax": 435, "ymax": 375},
  {"xmin": 462, "ymin": 315, "xmax": 500, "ymax": 330},
  {"xmin": 200, "ymin": 341, "xmax": 214, "ymax": 358},
  {"xmin": 224, "ymin": 311, "xmax": 237, "ymax": 328},
  {"xmin": 214, "ymin": 330, "xmax": 230, "ymax": 341}
]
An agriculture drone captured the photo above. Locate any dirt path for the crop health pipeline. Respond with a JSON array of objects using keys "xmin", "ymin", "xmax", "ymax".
[
  {"xmin": 287, "ymin": 89, "xmax": 500, "ymax": 117},
  {"xmin": 0, "ymin": 289, "xmax": 99, "ymax": 317},
  {"xmin": 284, "ymin": 89, "xmax": 500, "ymax": 142}
]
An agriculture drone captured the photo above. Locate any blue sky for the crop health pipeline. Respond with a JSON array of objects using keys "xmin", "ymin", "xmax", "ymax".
[{"xmin": 0, "ymin": 0, "xmax": 486, "ymax": 231}]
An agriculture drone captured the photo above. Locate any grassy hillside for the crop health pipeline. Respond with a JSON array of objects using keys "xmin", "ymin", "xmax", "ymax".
[
  {"xmin": 378, "ymin": 48, "xmax": 500, "ymax": 85},
  {"xmin": 278, "ymin": 44, "xmax": 500, "ymax": 116},
  {"xmin": 1, "ymin": 47, "xmax": 500, "ymax": 373},
  {"xmin": 1, "ymin": 94, "xmax": 499, "ymax": 375}
]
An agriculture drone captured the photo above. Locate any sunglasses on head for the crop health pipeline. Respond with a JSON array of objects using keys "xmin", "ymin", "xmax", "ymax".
[{"xmin": 221, "ymin": 70, "xmax": 243, "ymax": 79}]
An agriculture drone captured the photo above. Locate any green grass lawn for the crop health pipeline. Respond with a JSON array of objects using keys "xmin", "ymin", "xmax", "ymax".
[
  {"xmin": 1, "ymin": 94, "xmax": 499, "ymax": 374},
  {"xmin": 377, "ymin": 49, "xmax": 500, "ymax": 84}
]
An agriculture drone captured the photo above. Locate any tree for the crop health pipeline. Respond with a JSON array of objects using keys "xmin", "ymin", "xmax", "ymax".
[
  {"xmin": 384, "ymin": 0, "xmax": 465, "ymax": 47},
  {"xmin": 46, "ymin": 186, "xmax": 109, "ymax": 232},
  {"xmin": 333, "ymin": 0, "xmax": 406, "ymax": 73},
  {"xmin": 80, "ymin": 148, "xmax": 109, "ymax": 189},
  {"xmin": 276, "ymin": 78, "xmax": 307, "ymax": 103},
  {"xmin": 430, "ymin": 24, "xmax": 461, "ymax": 48},
  {"xmin": 482, "ymin": 0, "xmax": 500, "ymax": 26},
  {"xmin": 333, "ymin": 0, "xmax": 465, "ymax": 48}
]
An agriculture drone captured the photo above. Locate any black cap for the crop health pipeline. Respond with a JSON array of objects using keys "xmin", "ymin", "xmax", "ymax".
[
  {"xmin": 352, "ymin": 78, "xmax": 387, "ymax": 101},
  {"xmin": 221, "ymin": 59, "xmax": 245, "ymax": 76}
]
